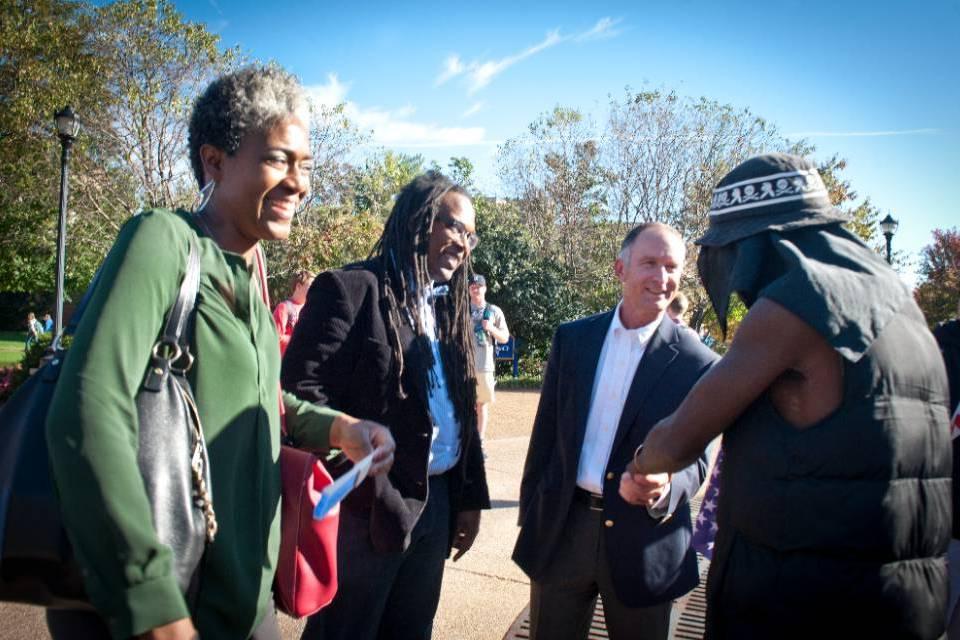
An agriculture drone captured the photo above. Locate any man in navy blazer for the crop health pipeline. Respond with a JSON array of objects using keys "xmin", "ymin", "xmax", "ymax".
[{"xmin": 513, "ymin": 223, "xmax": 718, "ymax": 640}]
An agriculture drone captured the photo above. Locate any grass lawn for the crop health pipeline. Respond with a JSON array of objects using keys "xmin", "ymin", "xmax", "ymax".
[{"xmin": 0, "ymin": 331, "xmax": 26, "ymax": 366}]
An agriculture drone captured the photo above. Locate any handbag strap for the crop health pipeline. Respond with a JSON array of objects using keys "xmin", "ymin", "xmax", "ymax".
[
  {"xmin": 46, "ymin": 230, "xmax": 199, "ymax": 383},
  {"xmin": 164, "ymin": 236, "xmax": 201, "ymax": 355},
  {"xmin": 143, "ymin": 237, "xmax": 200, "ymax": 391},
  {"xmin": 252, "ymin": 245, "xmax": 292, "ymax": 440}
]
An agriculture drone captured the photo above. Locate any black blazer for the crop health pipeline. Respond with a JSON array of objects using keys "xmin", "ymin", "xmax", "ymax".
[
  {"xmin": 512, "ymin": 310, "xmax": 718, "ymax": 607},
  {"xmin": 281, "ymin": 260, "xmax": 490, "ymax": 553}
]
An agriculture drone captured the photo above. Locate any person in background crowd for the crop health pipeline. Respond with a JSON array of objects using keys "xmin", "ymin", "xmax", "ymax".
[
  {"xmin": 469, "ymin": 273, "xmax": 510, "ymax": 448},
  {"xmin": 513, "ymin": 223, "xmax": 718, "ymax": 640},
  {"xmin": 625, "ymin": 153, "xmax": 950, "ymax": 639},
  {"xmin": 45, "ymin": 64, "xmax": 394, "ymax": 640},
  {"xmin": 42, "ymin": 313, "xmax": 54, "ymax": 334},
  {"xmin": 24, "ymin": 312, "xmax": 43, "ymax": 348},
  {"xmin": 667, "ymin": 291, "xmax": 689, "ymax": 325},
  {"xmin": 935, "ymin": 298, "xmax": 960, "ymax": 639},
  {"xmin": 273, "ymin": 270, "xmax": 314, "ymax": 355},
  {"xmin": 283, "ymin": 171, "xmax": 490, "ymax": 640}
]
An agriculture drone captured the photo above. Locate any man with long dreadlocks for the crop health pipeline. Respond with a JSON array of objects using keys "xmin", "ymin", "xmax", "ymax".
[{"xmin": 282, "ymin": 171, "xmax": 489, "ymax": 640}]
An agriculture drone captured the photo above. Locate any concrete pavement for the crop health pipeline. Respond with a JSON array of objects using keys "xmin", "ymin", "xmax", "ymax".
[{"xmin": 429, "ymin": 433, "xmax": 531, "ymax": 640}]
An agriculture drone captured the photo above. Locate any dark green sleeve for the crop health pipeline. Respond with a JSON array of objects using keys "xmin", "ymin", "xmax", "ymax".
[
  {"xmin": 46, "ymin": 211, "xmax": 190, "ymax": 638},
  {"xmin": 282, "ymin": 390, "xmax": 338, "ymax": 452}
]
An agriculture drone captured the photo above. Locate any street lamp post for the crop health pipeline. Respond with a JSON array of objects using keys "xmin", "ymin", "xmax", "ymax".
[
  {"xmin": 54, "ymin": 106, "xmax": 79, "ymax": 338},
  {"xmin": 879, "ymin": 213, "xmax": 899, "ymax": 265}
]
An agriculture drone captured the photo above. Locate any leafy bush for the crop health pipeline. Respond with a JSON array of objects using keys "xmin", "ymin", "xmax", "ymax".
[
  {"xmin": 496, "ymin": 374, "xmax": 543, "ymax": 390},
  {"xmin": 471, "ymin": 198, "xmax": 594, "ymax": 371}
]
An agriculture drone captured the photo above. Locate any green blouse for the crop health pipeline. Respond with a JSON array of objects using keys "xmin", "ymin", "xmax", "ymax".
[{"xmin": 46, "ymin": 209, "xmax": 338, "ymax": 639}]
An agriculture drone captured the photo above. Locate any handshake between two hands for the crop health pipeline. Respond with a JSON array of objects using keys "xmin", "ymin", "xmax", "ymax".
[{"xmin": 618, "ymin": 450, "xmax": 670, "ymax": 508}]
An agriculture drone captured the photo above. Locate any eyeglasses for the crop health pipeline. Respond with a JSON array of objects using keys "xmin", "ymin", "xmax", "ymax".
[{"xmin": 435, "ymin": 214, "xmax": 479, "ymax": 251}]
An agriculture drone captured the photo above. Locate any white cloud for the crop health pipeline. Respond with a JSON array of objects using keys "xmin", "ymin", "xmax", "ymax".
[
  {"xmin": 435, "ymin": 55, "xmax": 465, "ymax": 86},
  {"xmin": 391, "ymin": 104, "xmax": 417, "ymax": 119},
  {"xmin": 360, "ymin": 116, "xmax": 487, "ymax": 148},
  {"xmin": 787, "ymin": 128, "xmax": 940, "ymax": 138},
  {"xmin": 304, "ymin": 76, "xmax": 489, "ymax": 148},
  {"xmin": 467, "ymin": 30, "xmax": 563, "ymax": 93},
  {"xmin": 306, "ymin": 73, "xmax": 350, "ymax": 107},
  {"xmin": 462, "ymin": 102, "xmax": 484, "ymax": 118},
  {"xmin": 437, "ymin": 18, "xmax": 623, "ymax": 94},
  {"xmin": 575, "ymin": 17, "xmax": 623, "ymax": 42}
]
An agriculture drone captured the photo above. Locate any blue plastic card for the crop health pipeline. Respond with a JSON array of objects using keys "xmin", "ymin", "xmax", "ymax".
[{"xmin": 313, "ymin": 453, "xmax": 374, "ymax": 520}]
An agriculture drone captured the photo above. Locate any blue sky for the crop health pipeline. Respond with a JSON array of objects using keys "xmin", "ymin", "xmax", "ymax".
[{"xmin": 178, "ymin": 0, "xmax": 958, "ymax": 282}]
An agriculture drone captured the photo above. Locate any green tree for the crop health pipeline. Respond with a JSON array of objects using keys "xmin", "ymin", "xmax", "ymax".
[
  {"xmin": 498, "ymin": 106, "xmax": 607, "ymax": 289},
  {"xmin": 86, "ymin": 0, "xmax": 239, "ymax": 210},
  {"xmin": 263, "ymin": 206, "xmax": 383, "ymax": 302},
  {"xmin": 0, "ymin": 0, "xmax": 236, "ymax": 299},
  {"xmin": 0, "ymin": 0, "xmax": 104, "ymax": 293},
  {"xmin": 818, "ymin": 156, "xmax": 874, "ymax": 241},
  {"xmin": 63, "ymin": 0, "xmax": 238, "ymax": 293},
  {"xmin": 306, "ymin": 101, "xmax": 369, "ymax": 211},
  {"xmin": 446, "ymin": 156, "xmax": 476, "ymax": 193},
  {"xmin": 470, "ymin": 197, "xmax": 589, "ymax": 370},
  {"xmin": 351, "ymin": 150, "xmax": 425, "ymax": 219}
]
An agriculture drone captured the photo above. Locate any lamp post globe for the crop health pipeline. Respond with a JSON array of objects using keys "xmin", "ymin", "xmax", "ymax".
[
  {"xmin": 55, "ymin": 106, "xmax": 80, "ymax": 141},
  {"xmin": 879, "ymin": 213, "xmax": 899, "ymax": 265},
  {"xmin": 53, "ymin": 106, "xmax": 79, "ymax": 338}
]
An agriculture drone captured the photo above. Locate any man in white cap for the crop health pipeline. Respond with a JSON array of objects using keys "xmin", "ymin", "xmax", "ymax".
[{"xmin": 469, "ymin": 273, "xmax": 510, "ymax": 448}]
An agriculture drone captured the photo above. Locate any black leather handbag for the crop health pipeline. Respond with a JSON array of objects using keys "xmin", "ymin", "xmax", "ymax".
[{"xmin": 0, "ymin": 237, "xmax": 216, "ymax": 609}]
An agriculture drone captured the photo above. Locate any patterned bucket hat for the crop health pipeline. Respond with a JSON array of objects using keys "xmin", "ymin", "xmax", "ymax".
[{"xmin": 696, "ymin": 153, "xmax": 850, "ymax": 247}]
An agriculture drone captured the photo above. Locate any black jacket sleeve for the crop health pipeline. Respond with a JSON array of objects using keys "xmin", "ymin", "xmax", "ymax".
[{"xmin": 281, "ymin": 269, "xmax": 360, "ymax": 410}]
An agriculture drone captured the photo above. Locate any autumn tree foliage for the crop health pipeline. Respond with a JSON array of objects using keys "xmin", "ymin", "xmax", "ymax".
[
  {"xmin": 914, "ymin": 228, "xmax": 960, "ymax": 327},
  {"xmin": 0, "ymin": 0, "xmax": 235, "ymax": 296}
]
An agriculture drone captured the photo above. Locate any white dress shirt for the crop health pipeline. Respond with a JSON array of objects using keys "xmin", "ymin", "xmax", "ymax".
[{"xmin": 576, "ymin": 303, "xmax": 669, "ymax": 512}]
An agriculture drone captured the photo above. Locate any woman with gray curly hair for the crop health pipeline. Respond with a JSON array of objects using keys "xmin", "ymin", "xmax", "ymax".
[{"xmin": 45, "ymin": 65, "xmax": 395, "ymax": 640}]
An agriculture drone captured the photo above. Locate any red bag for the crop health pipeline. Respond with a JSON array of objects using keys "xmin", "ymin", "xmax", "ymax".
[
  {"xmin": 274, "ymin": 445, "xmax": 339, "ymax": 617},
  {"xmin": 253, "ymin": 247, "xmax": 339, "ymax": 618}
]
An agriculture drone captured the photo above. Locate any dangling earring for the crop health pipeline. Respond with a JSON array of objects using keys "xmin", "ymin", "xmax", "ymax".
[{"xmin": 193, "ymin": 180, "xmax": 216, "ymax": 213}]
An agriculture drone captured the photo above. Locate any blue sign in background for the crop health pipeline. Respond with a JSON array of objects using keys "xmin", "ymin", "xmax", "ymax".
[{"xmin": 495, "ymin": 337, "xmax": 518, "ymax": 377}]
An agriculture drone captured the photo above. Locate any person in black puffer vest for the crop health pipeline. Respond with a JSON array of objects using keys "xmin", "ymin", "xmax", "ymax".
[
  {"xmin": 935, "ymin": 300, "xmax": 960, "ymax": 638},
  {"xmin": 622, "ymin": 153, "xmax": 950, "ymax": 639}
]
